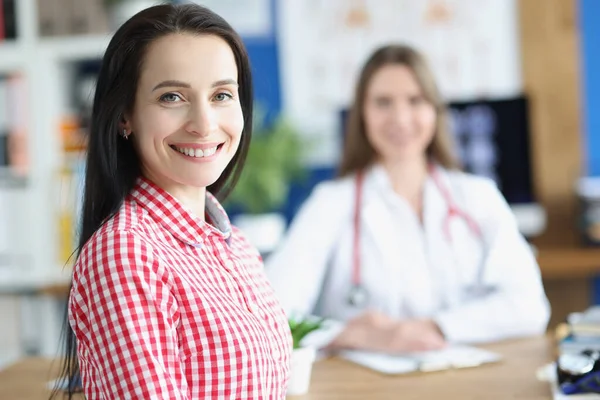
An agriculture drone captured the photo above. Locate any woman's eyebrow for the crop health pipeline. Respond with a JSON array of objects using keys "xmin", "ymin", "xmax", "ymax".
[
  {"xmin": 151, "ymin": 78, "xmax": 238, "ymax": 92},
  {"xmin": 212, "ymin": 78, "xmax": 238, "ymax": 87},
  {"xmin": 152, "ymin": 80, "xmax": 191, "ymax": 92}
]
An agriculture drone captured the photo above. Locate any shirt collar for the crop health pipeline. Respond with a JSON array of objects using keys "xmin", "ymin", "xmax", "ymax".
[
  {"xmin": 129, "ymin": 177, "xmax": 232, "ymax": 247},
  {"xmin": 368, "ymin": 163, "xmax": 393, "ymax": 193}
]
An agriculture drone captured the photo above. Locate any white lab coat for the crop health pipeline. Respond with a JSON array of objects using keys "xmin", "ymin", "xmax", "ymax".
[{"xmin": 266, "ymin": 164, "xmax": 550, "ymax": 344}]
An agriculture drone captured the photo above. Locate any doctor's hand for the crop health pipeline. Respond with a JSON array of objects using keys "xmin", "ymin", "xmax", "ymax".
[
  {"xmin": 329, "ymin": 311, "xmax": 447, "ymax": 353},
  {"xmin": 391, "ymin": 318, "xmax": 447, "ymax": 352}
]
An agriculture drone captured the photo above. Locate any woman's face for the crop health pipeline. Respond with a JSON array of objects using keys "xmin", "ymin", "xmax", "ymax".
[
  {"xmin": 363, "ymin": 64, "xmax": 437, "ymax": 165},
  {"xmin": 126, "ymin": 33, "xmax": 244, "ymax": 193}
]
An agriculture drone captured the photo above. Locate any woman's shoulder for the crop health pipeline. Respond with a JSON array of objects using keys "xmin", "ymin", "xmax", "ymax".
[
  {"xmin": 308, "ymin": 173, "xmax": 356, "ymax": 202},
  {"xmin": 89, "ymin": 199, "xmax": 145, "ymax": 241},
  {"xmin": 441, "ymin": 168, "xmax": 511, "ymax": 223},
  {"xmin": 443, "ymin": 168, "xmax": 501, "ymax": 197},
  {"xmin": 76, "ymin": 200, "xmax": 154, "ymax": 271},
  {"xmin": 288, "ymin": 174, "xmax": 357, "ymax": 223}
]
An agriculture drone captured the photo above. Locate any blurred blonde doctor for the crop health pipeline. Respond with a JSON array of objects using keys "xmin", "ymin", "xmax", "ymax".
[{"xmin": 266, "ymin": 44, "xmax": 550, "ymax": 353}]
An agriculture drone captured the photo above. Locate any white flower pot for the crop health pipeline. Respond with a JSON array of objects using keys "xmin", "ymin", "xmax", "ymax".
[
  {"xmin": 232, "ymin": 212, "xmax": 286, "ymax": 255},
  {"xmin": 287, "ymin": 346, "xmax": 317, "ymax": 396},
  {"xmin": 108, "ymin": 0, "xmax": 157, "ymax": 31}
]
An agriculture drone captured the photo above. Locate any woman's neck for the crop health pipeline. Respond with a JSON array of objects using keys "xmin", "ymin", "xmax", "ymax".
[
  {"xmin": 175, "ymin": 188, "xmax": 207, "ymax": 221},
  {"xmin": 381, "ymin": 157, "xmax": 429, "ymax": 218}
]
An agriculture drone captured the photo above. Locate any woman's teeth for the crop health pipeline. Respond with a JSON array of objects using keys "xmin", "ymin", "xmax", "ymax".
[{"xmin": 174, "ymin": 146, "xmax": 218, "ymax": 158}]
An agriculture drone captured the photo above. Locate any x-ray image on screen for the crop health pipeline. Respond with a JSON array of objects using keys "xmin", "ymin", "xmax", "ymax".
[{"xmin": 447, "ymin": 96, "xmax": 534, "ymax": 204}]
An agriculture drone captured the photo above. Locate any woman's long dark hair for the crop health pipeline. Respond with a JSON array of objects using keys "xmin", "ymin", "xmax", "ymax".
[{"xmin": 51, "ymin": 4, "xmax": 253, "ymax": 398}]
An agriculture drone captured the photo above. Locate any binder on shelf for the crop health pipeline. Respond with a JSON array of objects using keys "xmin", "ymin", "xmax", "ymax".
[
  {"xmin": 58, "ymin": 112, "xmax": 86, "ymax": 265},
  {"xmin": 0, "ymin": 0, "xmax": 5, "ymax": 41},
  {"xmin": 56, "ymin": 158, "xmax": 85, "ymax": 265},
  {"xmin": 6, "ymin": 73, "xmax": 28, "ymax": 176},
  {"xmin": 57, "ymin": 166, "xmax": 75, "ymax": 265},
  {"xmin": 37, "ymin": 0, "xmax": 69, "ymax": 37},
  {"xmin": 38, "ymin": 0, "xmax": 110, "ymax": 37},
  {"xmin": 0, "ymin": 75, "xmax": 7, "ymax": 167},
  {"xmin": 68, "ymin": 0, "xmax": 109, "ymax": 35},
  {"xmin": 2, "ymin": 0, "xmax": 16, "ymax": 40}
]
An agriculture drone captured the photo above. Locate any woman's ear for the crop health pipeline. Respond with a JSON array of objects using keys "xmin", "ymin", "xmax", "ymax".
[
  {"xmin": 120, "ymin": 114, "xmax": 132, "ymax": 135},
  {"xmin": 119, "ymin": 114, "xmax": 133, "ymax": 139}
]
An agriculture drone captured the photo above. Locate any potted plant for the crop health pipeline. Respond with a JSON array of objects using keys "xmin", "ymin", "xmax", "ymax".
[
  {"xmin": 226, "ymin": 111, "xmax": 307, "ymax": 254},
  {"xmin": 287, "ymin": 316, "xmax": 324, "ymax": 396}
]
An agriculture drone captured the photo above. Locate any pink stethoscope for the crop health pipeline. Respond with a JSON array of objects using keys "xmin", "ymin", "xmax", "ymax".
[{"xmin": 347, "ymin": 165, "xmax": 486, "ymax": 307}]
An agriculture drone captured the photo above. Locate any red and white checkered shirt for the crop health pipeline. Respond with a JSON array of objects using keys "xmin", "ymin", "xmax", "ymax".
[{"xmin": 69, "ymin": 177, "xmax": 292, "ymax": 399}]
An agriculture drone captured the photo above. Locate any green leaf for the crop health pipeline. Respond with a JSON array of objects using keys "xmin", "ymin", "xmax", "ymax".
[
  {"xmin": 288, "ymin": 317, "xmax": 325, "ymax": 349},
  {"xmin": 226, "ymin": 108, "xmax": 308, "ymax": 214}
]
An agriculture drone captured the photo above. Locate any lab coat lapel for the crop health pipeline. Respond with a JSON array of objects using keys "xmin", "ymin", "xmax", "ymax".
[
  {"xmin": 423, "ymin": 168, "xmax": 462, "ymax": 310},
  {"xmin": 360, "ymin": 167, "xmax": 437, "ymax": 317},
  {"xmin": 360, "ymin": 176, "xmax": 402, "ymax": 280}
]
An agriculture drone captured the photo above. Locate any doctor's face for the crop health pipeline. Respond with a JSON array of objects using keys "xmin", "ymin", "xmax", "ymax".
[
  {"xmin": 363, "ymin": 64, "xmax": 437, "ymax": 165},
  {"xmin": 127, "ymin": 33, "xmax": 244, "ymax": 193}
]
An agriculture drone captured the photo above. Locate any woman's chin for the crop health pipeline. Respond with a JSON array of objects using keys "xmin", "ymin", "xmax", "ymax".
[
  {"xmin": 171, "ymin": 171, "xmax": 222, "ymax": 189},
  {"xmin": 381, "ymin": 150, "xmax": 426, "ymax": 165}
]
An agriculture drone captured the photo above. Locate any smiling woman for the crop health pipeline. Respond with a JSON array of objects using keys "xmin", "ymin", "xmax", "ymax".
[{"xmin": 51, "ymin": 4, "xmax": 292, "ymax": 400}]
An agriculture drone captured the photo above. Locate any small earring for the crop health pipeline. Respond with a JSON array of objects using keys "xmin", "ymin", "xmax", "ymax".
[{"xmin": 121, "ymin": 129, "xmax": 129, "ymax": 140}]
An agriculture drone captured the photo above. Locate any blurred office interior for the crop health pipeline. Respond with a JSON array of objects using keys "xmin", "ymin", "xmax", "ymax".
[{"xmin": 0, "ymin": 0, "xmax": 598, "ymax": 372}]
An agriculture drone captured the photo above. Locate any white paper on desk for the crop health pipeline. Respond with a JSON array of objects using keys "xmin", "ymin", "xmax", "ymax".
[{"xmin": 338, "ymin": 345, "xmax": 502, "ymax": 375}]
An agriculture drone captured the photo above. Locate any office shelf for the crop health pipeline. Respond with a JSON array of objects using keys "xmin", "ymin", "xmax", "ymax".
[
  {"xmin": 0, "ymin": 41, "xmax": 25, "ymax": 73},
  {"xmin": 39, "ymin": 34, "xmax": 111, "ymax": 62},
  {"xmin": 0, "ymin": 264, "xmax": 71, "ymax": 295}
]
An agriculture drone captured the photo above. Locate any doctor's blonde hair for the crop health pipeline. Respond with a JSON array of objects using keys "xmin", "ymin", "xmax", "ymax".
[{"xmin": 338, "ymin": 44, "xmax": 460, "ymax": 177}]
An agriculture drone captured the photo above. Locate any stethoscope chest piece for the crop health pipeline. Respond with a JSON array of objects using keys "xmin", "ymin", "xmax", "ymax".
[
  {"xmin": 557, "ymin": 351, "xmax": 600, "ymax": 395},
  {"xmin": 347, "ymin": 285, "xmax": 369, "ymax": 307}
]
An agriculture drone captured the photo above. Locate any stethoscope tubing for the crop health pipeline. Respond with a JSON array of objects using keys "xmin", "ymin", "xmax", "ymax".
[{"xmin": 348, "ymin": 165, "xmax": 484, "ymax": 307}]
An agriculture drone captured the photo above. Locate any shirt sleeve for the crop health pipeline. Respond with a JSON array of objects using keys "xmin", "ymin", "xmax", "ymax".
[
  {"xmin": 433, "ymin": 179, "xmax": 551, "ymax": 343},
  {"xmin": 69, "ymin": 229, "xmax": 189, "ymax": 399}
]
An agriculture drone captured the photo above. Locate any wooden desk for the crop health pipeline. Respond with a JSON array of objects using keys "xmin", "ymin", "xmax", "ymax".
[
  {"xmin": 0, "ymin": 337, "xmax": 554, "ymax": 400},
  {"xmin": 291, "ymin": 337, "xmax": 554, "ymax": 399},
  {"xmin": 0, "ymin": 357, "xmax": 84, "ymax": 400}
]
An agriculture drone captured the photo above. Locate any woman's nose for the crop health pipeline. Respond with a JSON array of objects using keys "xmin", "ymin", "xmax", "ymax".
[
  {"xmin": 392, "ymin": 102, "xmax": 412, "ymax": 127},
  {"xmin": 185, "ymin": 102, "xmax": 217, "ymax": 136}
]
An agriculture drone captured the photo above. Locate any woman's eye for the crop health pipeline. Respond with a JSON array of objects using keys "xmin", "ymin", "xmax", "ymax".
[
  {"xmin": 213, "ymin": 92, "xmax": 233, "ymax": 102},
  {"xmin": 410, "ymin": 96, "xmax": 425, "ymax": 105},
  {"xmin": 159, "ymin": 93, "xmax": 182, "ymax": 103},
  {"xmin": 375, "ymin": 97, "xmax": 391, "ymax": 107}
]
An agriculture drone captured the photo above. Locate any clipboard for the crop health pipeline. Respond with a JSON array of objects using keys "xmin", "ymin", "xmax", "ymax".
[{"xmin": 337, "ymin": 345, "xmax": 502, "ymax": 375}]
